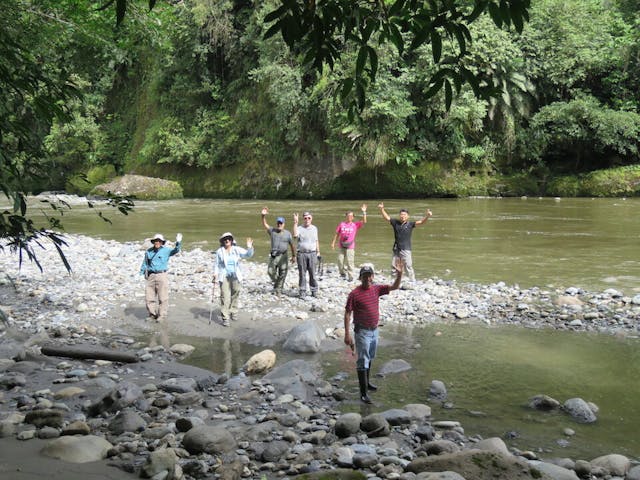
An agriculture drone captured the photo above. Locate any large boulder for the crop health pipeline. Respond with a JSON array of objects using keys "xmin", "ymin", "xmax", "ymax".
[
  {"xmin": 408, "ymin": 450, "xmax": 554, "ymax": 480},
  {"xmin": 282, "ymin": 320, "xmax": 325, "ymax": 353},
  {"xmin": 590, "ymin": 453, "xmax": 630, "ymax": 476},
  {"xmin": 92, "ymin": 174, "xmax": 183, "ymax": 200}
]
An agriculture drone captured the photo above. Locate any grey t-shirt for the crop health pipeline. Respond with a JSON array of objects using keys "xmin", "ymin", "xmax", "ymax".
[
  {"xmin": 296, "ymin": 224, "xmax": 318, "ymax": 252},
  {"xmin": 269, "ymin": 228, "xmax": 293, "ymax": 254}
]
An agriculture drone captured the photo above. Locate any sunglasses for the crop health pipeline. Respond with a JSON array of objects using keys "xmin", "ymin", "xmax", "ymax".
[{"xmin": 303, "ymin": 216, "xmax": 311, "ymax": 219}]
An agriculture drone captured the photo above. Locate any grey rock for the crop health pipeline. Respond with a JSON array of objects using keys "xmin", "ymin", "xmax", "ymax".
[
  {"xmin": 627, "ymin": 465, "xmax": 640, "ymax": 480},
  {"xmin": 528, "ymin": 395, "xmax": 561, "ymax": 411},
  {"xmin": 175, "ymin": 416, "xmax": 205, "ymax": 433},
  {"xmin": 415, "ymin": 425, "xmax": 435, "ymax": 441},
  {"xmin": 429, "ymin": 380, "xmax": 447, "ymax": 401},
  {"xmin": 528, "ymin": 460, "xmax": 579, "ymax": 480},
  {"xmin": 107, "ymin": 409, "xmax": 147, "ymax": 434},
  {"xmin": 86, "ymin": 381, "xmax": 144, "ymax": 416},
  {"xmin": 37, "ymin": 426, "xmax": 61, "ymax": 439},
  {"xmin": 361, "ymin": 413, "xmax": 390, "ymax": 437},
  {"xmin": 590, "ymin": 453, "xmax": 630, "ymax": 476},
  {"xmin": 376, "ymin": 359, "xmax": 412, "ymax": 376},
  {"xmin": 61, "ymin": 420, "xmax": 91, "ymax": 436},
  {"xmin": 142, "ymin": 448, "xmax": 179, "ymax": 478},
  {"xmin": 416, "ymin": 472, "xmax": 467, "ymax": 480},
  {"xmin": 382, "ymin": 408, "xmax": 412, "ymax": 426},
  {"xmin": 262, "ymin": 440, "xmax": 290, "ymax": 462},
  {"xmin": 40, "ymin": 435, "xmax": 113, "ymax": 463},
  {"xmin": 353, "ymin": 453, "xmax": 379, "ymax": 468},
  {"xmin": 474, "ymin": 437, "xmax": 511, "ymax": 456},
  {"xmin": 335, "ymin": 412, "xmax": 362, "ymax": 438},
  {"xmin": 404, "ymin": 403, "xmax": 432, "ymax": 420},
  {"xmin": 182, "ymin": 425, "xmax": 236, "ymax": 454},
  {"xmin": 282, "ymin": 320, "xmax": 325, "ymax": 353},
  {"xmin": 262, "ymin": 359, "xmax": 321, "ymax": 400},
  {"xmin": 159, "ymin": 377, "xmax": 197, "ymax": 394},
  {"xmin": 0, "ymin": 372, "xmax": 26, "ymax": 389},
  {"xmin": 562, "ymin": 398, "xmax": 597, "ymax": 423}
]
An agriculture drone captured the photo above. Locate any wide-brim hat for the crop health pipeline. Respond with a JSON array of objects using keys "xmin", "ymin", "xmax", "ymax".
[
  {"xmin": 219, "ymin": 232, "xmax": 234, "ymax": 242},
  {"xmin": 151, "ymin": 233, "xmax": 166, "ymax": 244}
]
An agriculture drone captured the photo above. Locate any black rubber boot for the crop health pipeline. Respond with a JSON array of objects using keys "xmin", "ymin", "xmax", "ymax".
[
  {"xmin": 357, "ymin": 370, "xmax": 372, "ymax": 404},
  {"xmin": 366, "ymin": 368, "xmax": 378, "ymax": 391}
]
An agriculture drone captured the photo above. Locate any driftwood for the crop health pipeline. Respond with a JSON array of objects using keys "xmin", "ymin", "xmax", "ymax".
[{"xmin": 40, "ymin": 345, "xmax": 139, "ymax": 363}]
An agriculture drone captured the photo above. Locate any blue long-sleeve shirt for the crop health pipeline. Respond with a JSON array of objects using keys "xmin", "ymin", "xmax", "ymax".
[{"xmin": 140, "ymin": 242, "xmax": 181, "ymax": 274}]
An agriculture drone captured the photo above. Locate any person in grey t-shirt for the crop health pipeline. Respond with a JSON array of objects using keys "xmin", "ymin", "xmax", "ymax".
[
  {"xmin": 293, "ymin": 211, "xmax": 320, "ymax": 298},
  {"xmin": 261, "ymin": 207, "xmax": 296, "ymax": 295}
]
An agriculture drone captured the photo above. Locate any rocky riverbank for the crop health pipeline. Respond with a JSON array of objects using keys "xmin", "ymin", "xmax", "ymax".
[{"xmin": 1, "ymin": 234, "xmax": 640, "ymax": 480}]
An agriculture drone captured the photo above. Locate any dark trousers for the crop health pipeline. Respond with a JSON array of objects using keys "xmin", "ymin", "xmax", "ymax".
[
  {"xmin": 297, "ymin": 251, "xmax": 318, "ymax": 293},
  {"xmin": 268, "ymin": 253, "xmax": 288, "ymax": 290}
]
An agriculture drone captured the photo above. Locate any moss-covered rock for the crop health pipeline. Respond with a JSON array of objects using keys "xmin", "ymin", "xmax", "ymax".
[
  {"xmin": 406, "ymin": 450, "xmax": 553, "ymax": 480},
  {"xmin": 66, "ymin": 165, "xmax": 118, "ymax": 196},
  {"xmin": 546, "ymin": 165, "xmax": 640, "ymax": 197},
  {"xmin": 91, "ymin": 174, "xmax": 183, "ymax": 200}
]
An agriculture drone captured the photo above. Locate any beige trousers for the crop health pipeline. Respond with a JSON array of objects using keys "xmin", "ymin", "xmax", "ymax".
[
  {"xmin": 220, "ymin": 276, "xmax": 241, "ymax": 321},
  {"xmin": 337, "ymin": 247, "xmax": 356, "ymax": 280},
  {"xmin": 145, "ymin": 272, "xmax": 169, "ymax": 319}
]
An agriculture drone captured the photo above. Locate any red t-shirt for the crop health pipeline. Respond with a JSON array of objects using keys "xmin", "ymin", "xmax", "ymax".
[{"xmin": 345, "ymin": 284, "xmax": 391, "ymax": 329}]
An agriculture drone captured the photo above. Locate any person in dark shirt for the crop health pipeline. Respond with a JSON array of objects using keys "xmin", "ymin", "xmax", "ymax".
[
  {"xmin": 378, "ymin": 202, "xmax": 432, "ymax": 282},
  {"xmin": 344, "ymin": 260, "xmax": 403, "ymax": 403}
]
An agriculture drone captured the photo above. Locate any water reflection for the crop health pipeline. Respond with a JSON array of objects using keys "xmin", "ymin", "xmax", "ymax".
[{"xmin": 176, "ymin": 322, "xmax": 640, "ymax": 461}]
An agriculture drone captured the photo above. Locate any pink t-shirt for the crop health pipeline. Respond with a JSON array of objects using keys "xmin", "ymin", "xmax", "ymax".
[{"xmin": 335, "ymin": 221, "xmax": 363, "ymax": 249}]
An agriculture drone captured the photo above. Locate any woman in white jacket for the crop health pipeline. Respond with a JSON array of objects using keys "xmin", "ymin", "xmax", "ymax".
[{"xmin": 213, "ymin": 232, "xmax": 254, "ymax": 326}]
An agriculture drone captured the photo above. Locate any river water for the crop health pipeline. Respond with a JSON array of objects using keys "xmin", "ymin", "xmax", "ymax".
[
  {"xmin": 32, "ymin": 196, "xmax": 640, "ymax": 293},
  {"xmin": 11, "ymin": 195, "xmax": 640, "ymax": 460}
]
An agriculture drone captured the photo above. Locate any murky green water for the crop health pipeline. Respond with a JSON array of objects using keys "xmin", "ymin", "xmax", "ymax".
[
  {"xmin": 172, "ymin": 322, "xmax": 640, "ymax": 462},
  {"xmin": 10, "ymin": 195, "xmax": 640, "ymax": 460}
]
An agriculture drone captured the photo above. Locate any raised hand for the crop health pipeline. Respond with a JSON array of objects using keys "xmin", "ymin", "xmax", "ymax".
[
  {"xmin": 176, "ymin": 233, "xmax": 183, "ymax": 243},
  {"xmin": 261, "ymin": 207, "xmax": 268, "ymax": 215}
]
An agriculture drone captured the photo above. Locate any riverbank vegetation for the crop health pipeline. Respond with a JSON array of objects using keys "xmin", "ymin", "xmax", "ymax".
[{"xmin": 2, "ymin": 0, "xmax": 640, "ymax": 201}]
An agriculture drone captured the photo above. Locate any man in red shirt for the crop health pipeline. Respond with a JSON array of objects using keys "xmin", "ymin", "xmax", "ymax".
[{"xmin": 344, "ymin": 260, "xmax": 403, "ymax": 403}]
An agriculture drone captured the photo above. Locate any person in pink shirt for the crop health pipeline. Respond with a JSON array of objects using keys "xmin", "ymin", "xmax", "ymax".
[{"xmin": 331, "ymin": 204, "xmax": 367, "ymax": 281}]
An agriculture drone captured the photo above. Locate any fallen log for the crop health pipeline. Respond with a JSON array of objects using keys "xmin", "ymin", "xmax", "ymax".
[{"xmin": 40, "ymin": 345, "xmax": 139, "ymax": 363}]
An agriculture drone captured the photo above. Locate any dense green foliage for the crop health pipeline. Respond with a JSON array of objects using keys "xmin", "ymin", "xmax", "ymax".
[{"xmin": 2, "ymin": 0, "xmax": 640, "ymax": 205}]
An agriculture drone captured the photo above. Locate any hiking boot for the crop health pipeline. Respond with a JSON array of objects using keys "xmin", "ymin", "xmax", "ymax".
[
  {"xmin": 311, "ymin": 291, "xmax": 318, "ymax": 298},
  {"xmin": 222, "ymin": 318, "xmax": 230, "ymax": 327}
]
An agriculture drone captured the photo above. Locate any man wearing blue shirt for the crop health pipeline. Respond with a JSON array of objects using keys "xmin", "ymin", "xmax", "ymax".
[{"xmin": 140, "ymin": 232, "xmax": 182, "ymax": 321}]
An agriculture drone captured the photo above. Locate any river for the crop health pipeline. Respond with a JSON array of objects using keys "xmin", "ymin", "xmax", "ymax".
[
  {"xmin": 9, "ymin": 195, "xmax": 640, "ymax": 461},
  {"xmin": 26, "ymin": 196, "xmax": 640, "ymax": 293}
]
